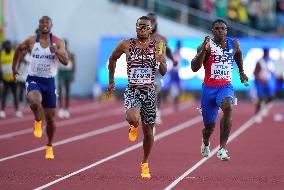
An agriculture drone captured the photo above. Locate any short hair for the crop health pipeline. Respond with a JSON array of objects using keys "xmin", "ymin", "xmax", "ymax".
[
  {"xmin": 212, "ymin": 19, "xmax": 227, "ymax": 28},
  {"xmin": 147, "ymin": 12, "xmax": 157, "ymax": 20},
  {"xmin": 39, "ymin": 15, "xmax": 52, "ymax": 24},
  {"xmin": 136, "ymin": 16, "xmax": 151, "ymax": 24}
]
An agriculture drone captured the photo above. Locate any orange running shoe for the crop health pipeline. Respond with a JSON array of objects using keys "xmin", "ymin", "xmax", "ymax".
[
  {"xmin": 33, "ymin": 120, "xmax": 42, "ymax": 138},
  {"xmin": 141, "ymin": 163, "xmax": 151, "ymax": 179},
  {"xmin": 45, "ymin": 145, "xmax": 54, "ymax": 159},
  {"xmin": 128, "ymin": 125, "xmax": 138, "ymax": 142}
]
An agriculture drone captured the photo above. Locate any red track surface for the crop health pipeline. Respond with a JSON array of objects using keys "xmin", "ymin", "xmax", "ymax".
[{"xmin": 0, "ymin": 99, "xmax": 283, "ymax": 190}]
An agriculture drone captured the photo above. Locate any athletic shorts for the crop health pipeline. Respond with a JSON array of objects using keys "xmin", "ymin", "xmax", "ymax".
[
  {"xmin": 26, "ymin": 75, "xmax": 57, "ymax": 108},
  {"xmin": 255, "ymin": 79, "xmax": 276, "ymax": 98},
  {"xmin": 58, "ymin": 70, "xmax": 72, "ymax": 86},
  {"xmin": 201, "ymin": 84, "xmax": 235, "ymax": 124},
  {"xmin": 124, "ymin": 87, "xmax": 157, "ymax": 125}
]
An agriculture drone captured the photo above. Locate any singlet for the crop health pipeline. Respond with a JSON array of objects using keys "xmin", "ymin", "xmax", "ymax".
[
  {"xmin": 0, "ymin": 49, "xmax": 15, "ymax": 81},
  {"xmin": 28, "ymin": 33, "xmax": 57, "ymax": 78},
  {"xmin": 257, "ymin": 58, "xmax": 275, "ymax": 81},
  {"xmin": 127, "ymin": 38, "xmax": 157, "ymax": 89},
  {"xmin": 203, "ymin": 37, "xmax": 234, "ymax": 87}
]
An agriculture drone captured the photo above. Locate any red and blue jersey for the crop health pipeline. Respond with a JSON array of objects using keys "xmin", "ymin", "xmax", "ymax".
[{"xmin": 203, "ymin": 37, "xmax": 234, "ymax": 87}]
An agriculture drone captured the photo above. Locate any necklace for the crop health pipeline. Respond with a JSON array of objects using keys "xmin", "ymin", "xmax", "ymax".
[{"xmin": 137, "ymin": 39, "xmax": 149, "ymax": 44}]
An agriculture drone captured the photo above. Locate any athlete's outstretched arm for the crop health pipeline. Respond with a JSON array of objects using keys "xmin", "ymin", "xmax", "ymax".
[
  {"xmin": 191, "ymin": 36, "xmax": 210, "ymax": 72},
  {"xmin": 233, "ymin": 38, "xmax": 248, "ymax": 83},
  {"xmin": 52, "ymin": 39, "xmax": 68, "ymax": 65},
  {"xmin": 107, "ymin": 40, "xmax": 126, "ymax": 96},
  {"xmin": 12, "ymin": 37, "xmax": 33, "ymax": 80}
]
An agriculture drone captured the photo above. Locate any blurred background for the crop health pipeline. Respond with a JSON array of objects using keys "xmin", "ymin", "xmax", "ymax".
[{"xmin": 0, "ymin": 0, "xmax": 283, "ymax": 103}]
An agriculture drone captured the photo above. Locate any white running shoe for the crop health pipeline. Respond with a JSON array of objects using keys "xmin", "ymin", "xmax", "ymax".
[
  {"xmin": 217, "ymin": 148, "xmax": 230, "ymax": 161},
  {"xmin": 15, "ymin": 111, "xmax": 23, "ymax": 118},
  {"xmin": 64, "ymin": 110, "xmax": 70, "ymax": 118},
  {"xmin": 58, "ymin": 109, "xmax": 65, "ymax": 118},
  {"xmin": 201, "ymin": 140, "xmax": 210, "ymax": 158},
  {"xmin": 0, "ymin": 111, "xmax": 6, "ymax": 119}
]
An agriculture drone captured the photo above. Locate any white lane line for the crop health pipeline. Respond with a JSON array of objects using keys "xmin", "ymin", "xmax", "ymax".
[
  {"xmin": 0, "ymin": 121, "xmax": 127, "ymax": 162},
  {"xmin": 0, "ymin": 107, "xmax": 123, "ymax": 139},
  {"xmin": 0, "ymin": 101, "xmax": 114, "ymax": 125},
  {"xmin": 33, "ymin": 116, "xmax": 203, "ymax": 190},
  {"xmin": 0, "ymin": 101, "xmax": 194, "ymax": 162},
  {"xmin": 163, "ymin": 104, "xmax": 273, "ymax": 190}
]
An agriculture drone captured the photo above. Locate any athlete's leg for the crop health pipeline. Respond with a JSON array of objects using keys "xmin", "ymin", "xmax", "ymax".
[
  {"xmin": 28, "ymin": 90, "xmax": 44, "ymax": 121},
  {"xmin": 126, "ymin": 108, "xmax": 140, "ymax": 128},
  {"xmin": 216, "ymin": 85, "xmax": 234, "ymax": 148},
  {"xmin": 1, "ymin": 81, "xmax": 9, "ymax": 111},
  {"xmin": 141, "ymin": 123, "xmax": 154, "ymax": 163},
  {"xmin": 65, "ymin": 80, "xmax": 71, "ymax": 110},
  {"xmin": 11, "ymin": 82, "xmax": 20, "ymax": 111},
  {"xmin": 44, "ymin": 108, "xmax": 56, "ymax": 146},
  {"xmin": 140, "ymin": 88, "xmax": 156, "ymax": 163},
  {"xmin": 201, "ymin": 85, "xmax": 218, "ymax": 145},
  {"xmin": 220, "ymin": 97, "xmax": 233, "ymax": 148}
]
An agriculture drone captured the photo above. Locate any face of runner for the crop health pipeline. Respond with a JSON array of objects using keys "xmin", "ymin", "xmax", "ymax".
[
  {"xmin": 39, "ymin": 16, "xmax": 52, "ymax": 35},
  {"xmin": 212, "ymin": 22, "xmax": 227, "ymax": 41},
  {"xmin": 136, "ymin": 19, "xmax": 152, "ymax": 40}
]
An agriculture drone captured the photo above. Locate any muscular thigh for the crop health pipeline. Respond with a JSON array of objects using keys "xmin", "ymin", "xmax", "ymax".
[{"xmin": 140, "ymin": 88, "xmax": 157, "ymax": 125}]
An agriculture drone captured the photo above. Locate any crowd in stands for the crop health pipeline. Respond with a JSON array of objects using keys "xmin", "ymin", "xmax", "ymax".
[{"xmin": 114, "ymin": 0, "xmax": 284, "ymax": 36}]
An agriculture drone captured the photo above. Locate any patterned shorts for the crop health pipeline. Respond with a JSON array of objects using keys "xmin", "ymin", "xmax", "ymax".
[{"xmin": 124, "ymin": 87, "xmax": 157, "ymax": 125}]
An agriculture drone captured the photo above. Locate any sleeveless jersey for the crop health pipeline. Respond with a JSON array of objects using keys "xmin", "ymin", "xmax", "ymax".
[
  {"xmin": 203, "ymin": 37, "xmax": 234, "ymax": 87},
  {"xmin": 127, "ymin": 38, "xmax": 157, "ymax": 89},
  {"xmin": 28, "ymin": 34, "xmax": 57, "ymax": 78},
  {"xmin": 0, "ymin": 49, "xmax": 15, "ymax": 81},
  {"xmin": 257, "ymin": 58, "xmax": 275, "ymax": 81}
]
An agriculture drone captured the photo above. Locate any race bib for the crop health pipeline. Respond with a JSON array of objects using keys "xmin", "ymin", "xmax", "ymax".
[
  {"xmin": 129, "ymin": 68, "xmax": 152, "ymax": 84},
  {"xmin": 210, "ymin": 63, "xmax": 232, "ymax": 81}
]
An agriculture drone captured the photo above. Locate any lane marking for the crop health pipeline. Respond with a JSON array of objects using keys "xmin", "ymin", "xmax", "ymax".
[
  {"xmin": 0, "ymin": 102, "xmax": 194, "ymax": 162},
  {"xmin": 33, "ymin": 116, "xmax": 202, "ymax": 190},
  {"xmin": 0, "ymin": 101, "xmax": 114, "ymax": 125},
  {"xmin": 163, "ymin": 104, "xmax": 273, "ymax": 190},
  {"xmin": 0, "ymin": 107, "xmax": 123, "ymax": 139}
]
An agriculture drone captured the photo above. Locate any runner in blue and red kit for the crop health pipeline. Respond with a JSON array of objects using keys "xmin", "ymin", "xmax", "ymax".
[{"xmin": 191, "ymin": 19, "xmax": 248, "ymax": 161}]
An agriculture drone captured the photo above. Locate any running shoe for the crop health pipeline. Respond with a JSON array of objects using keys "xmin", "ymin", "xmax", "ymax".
[
  {"xmin": 15, "ymin": 110, "xmax": 23, "ymax": 118},
  {"xmin": 141, "ymin": 163, "xmax": 151, "ymax": 179},
  {"xmin": 0, "ymin": 111, "xmax": 6, "ymax": 119},
  {"xmin": 33, "ymin": 120, "xmax": 42, "ymax": 138},
  {"xmin": 201, "ymin": 140, "xmax": 210, "ymax": 158},
  {"xmin": 217, "ymin": 148, "xmax": 230, "ymax": 161},
  {"xmin": 128, "ymin": 125, "xmax": 138, "ymax": 142},
  {"xmin": 45, "ymin": 145, "xmax": 54, "ymax": 159}
]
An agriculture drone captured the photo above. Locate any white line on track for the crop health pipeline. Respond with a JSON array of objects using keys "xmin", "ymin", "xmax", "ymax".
[
  {"xmin": 33, "ymin": 116, "xmax": 203, "ymax": 190},
  {"xmin": 163, "ymin": 104, "xmax": 273, "ymax": 190},
  {"xmin": 0, "ymin": 107, "xmax": 123, "ymax": 139},
  {"xmin": 0, "ymin": 102, "xmax": 194, "ymax": 162},
  {"xmin": 0, "ymin": 101, "xmax": 114, "ymax": 125}
]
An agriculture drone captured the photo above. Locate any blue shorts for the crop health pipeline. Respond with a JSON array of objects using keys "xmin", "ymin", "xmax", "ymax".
[
  {"xmin": 255, "ymin": 79, "xmax": 276, "ymax": 98},
  {"xmin": 26, "ymin": 75, "xmax": 57, "ymax": 108},
  {"xmin": 201, "ymin": 84, "xmax": 235, "ymax": 125}
]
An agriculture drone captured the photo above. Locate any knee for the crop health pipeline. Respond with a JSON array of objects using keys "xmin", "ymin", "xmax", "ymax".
[
  {"xmin": 29, "ymin": 101, "xmax": 41, "ymax": 110},
  {"xmin": 221, "ymin": 98, "xmax": 232, "ymax": 114},
  {"xmin": 45, "ymin": 115, "xmax": 55, "ymax": 126},
  {"xmin": 126, "ymin": 114, "xmax": 140, "ymax": 126},
  {"xmin": 143, "ymin": 125, "xmax": 154, "ymax": 137}
]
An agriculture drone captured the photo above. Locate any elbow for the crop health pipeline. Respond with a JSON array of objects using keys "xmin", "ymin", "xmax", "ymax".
[{"xmin": 191, "ymin": 65, "xmax": 198, "ymax": 72}]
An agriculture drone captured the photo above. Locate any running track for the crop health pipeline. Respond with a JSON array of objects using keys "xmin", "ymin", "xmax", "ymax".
[{"xmin": 0, "ymin": 99, "xmax": 283, "ymax": 190}]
